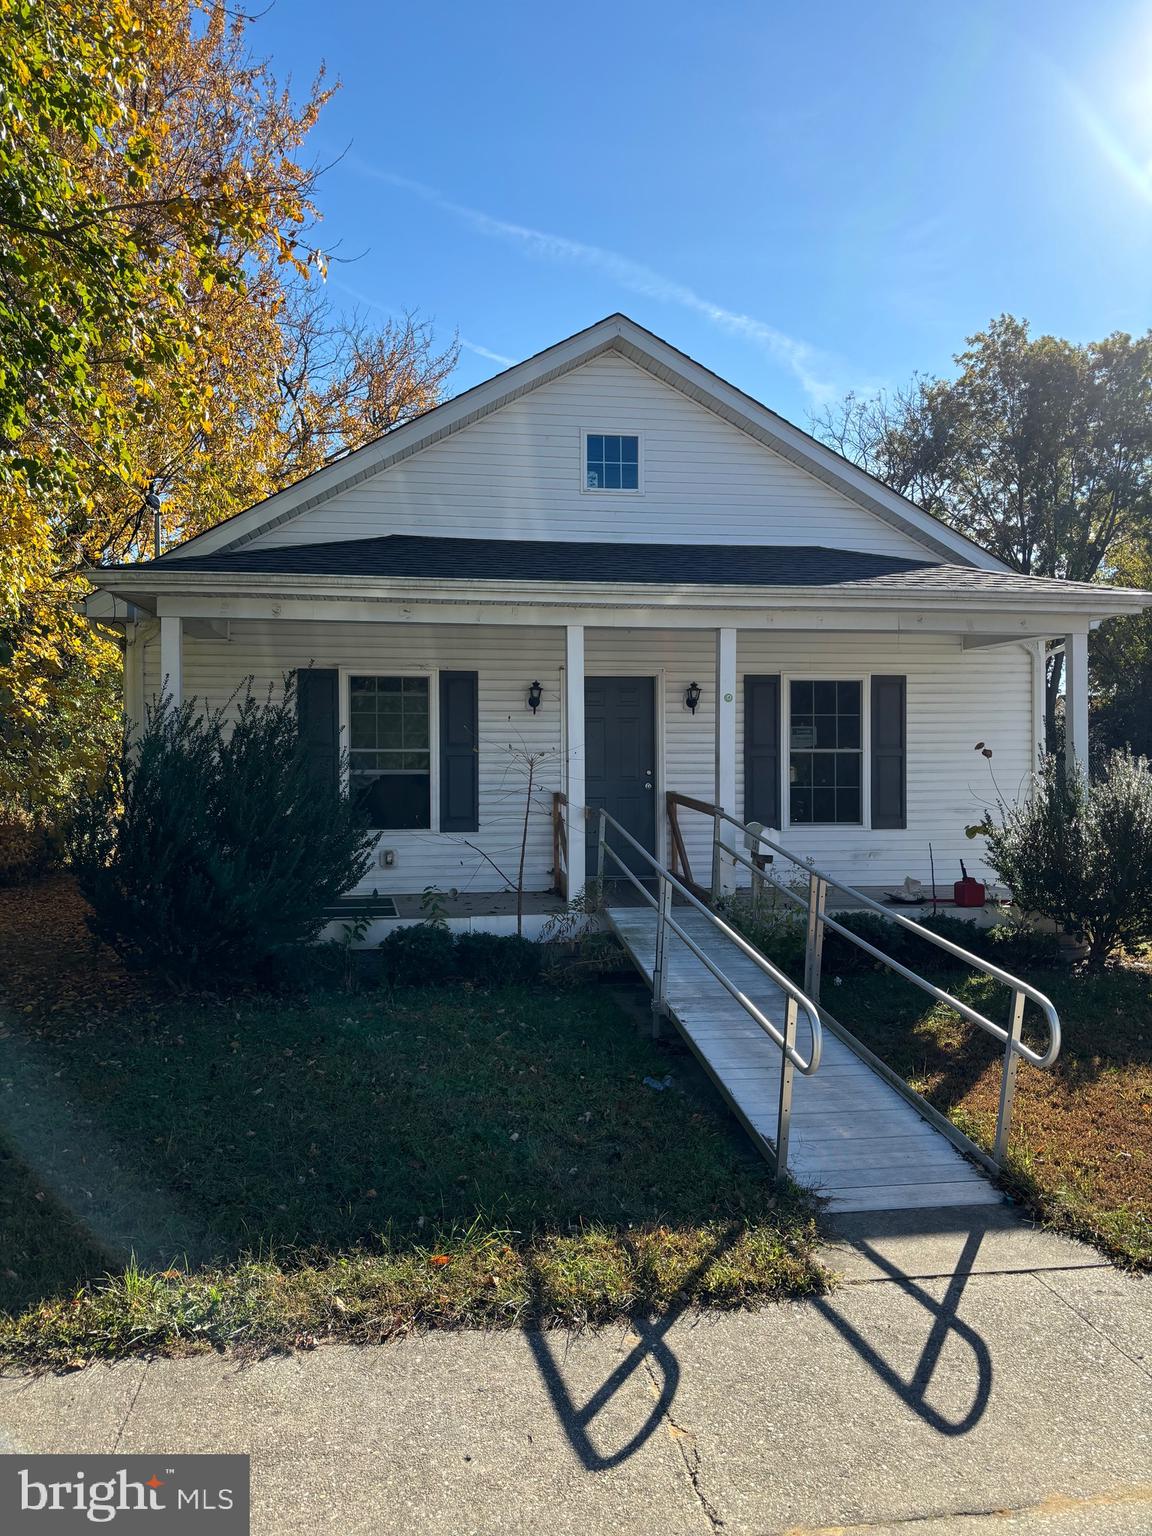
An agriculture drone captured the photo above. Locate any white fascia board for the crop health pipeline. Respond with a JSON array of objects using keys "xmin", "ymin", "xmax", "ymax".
[{"xmin": 158, "ymin": 313, "xmax": 1005, "ymax": 570}]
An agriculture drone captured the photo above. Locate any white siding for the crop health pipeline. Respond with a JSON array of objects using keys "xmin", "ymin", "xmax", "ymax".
[
  {"xmin": 142, "ymin": 622, "xmax": 566, "ymax": 896},
  {"xmin": 735, "ymin": 633, "xmax": 1034, "ymax": 887},
  {"xmin": 140, "ymin": 623, "xmax": 1034, "ymax": 896},
  {"xmin": 243, "ymin": 354, "xmax": 933, "ymax": 557}
]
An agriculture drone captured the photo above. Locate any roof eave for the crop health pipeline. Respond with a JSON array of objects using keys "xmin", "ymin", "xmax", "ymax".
[{"xmin": 86, "ymin": 567, "xmax": 1152, "ymax": 618}]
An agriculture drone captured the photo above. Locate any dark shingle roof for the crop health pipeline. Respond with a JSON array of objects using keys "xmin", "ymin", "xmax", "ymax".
[{"xmin": 129, "ymin": 535, "xmax": 1149, "ymax": 602}]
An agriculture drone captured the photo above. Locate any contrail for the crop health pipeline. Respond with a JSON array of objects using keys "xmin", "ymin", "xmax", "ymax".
[{"xmin": 357, "ymin": 166, "xmax": 851, "ymax": 405}]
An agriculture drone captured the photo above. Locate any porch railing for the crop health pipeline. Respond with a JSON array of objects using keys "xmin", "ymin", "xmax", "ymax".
[
  {"xmin": 551, "ymin": 790, "xmax": 569, "ymax": 900},
  {"xmin": 666, "ymin": 793, "xmax": 1061, "ymax": 1170},
  {"xmin": 593, "ymin": 804, "xmax": 822, "ymax": 1183}
]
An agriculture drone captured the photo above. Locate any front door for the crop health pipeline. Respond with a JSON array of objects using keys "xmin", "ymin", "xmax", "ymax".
[{"xmin": 584, "ymin": 676, "xmax": 657, "ymax": 880}]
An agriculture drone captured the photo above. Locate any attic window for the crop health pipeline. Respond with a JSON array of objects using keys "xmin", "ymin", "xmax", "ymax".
[{"xmin": 585, "ymin": 433, "xmax": 640, "ymax": 491}]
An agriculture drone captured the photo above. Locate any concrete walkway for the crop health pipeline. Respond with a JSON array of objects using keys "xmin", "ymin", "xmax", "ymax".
[{"xmin": 2, "ymin": 1210, "xmax": 1150, "ymax": 1535}]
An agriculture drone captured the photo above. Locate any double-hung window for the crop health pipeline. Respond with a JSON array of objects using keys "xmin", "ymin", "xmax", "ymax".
[
  {"xmin": 349, "ymin": 676, "xmax": 431, "ymax": 829},
  {"xmin": 788, "ymin": 680, "xmax": 862, "ymax": 825},
  {"xmin": 585, "ymin": 433, "xmax": 639, "ymax": 490}
]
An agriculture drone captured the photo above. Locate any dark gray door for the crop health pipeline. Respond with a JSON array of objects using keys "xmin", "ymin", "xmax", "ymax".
[{"xmin": 584, "ymin": 676, "xmax": 657, "ymax": 880}]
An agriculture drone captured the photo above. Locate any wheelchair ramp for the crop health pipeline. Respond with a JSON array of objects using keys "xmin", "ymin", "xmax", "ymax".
[{"xmin": 607, "ymin": 904, "xmax": 1003, "ymax": 1215}]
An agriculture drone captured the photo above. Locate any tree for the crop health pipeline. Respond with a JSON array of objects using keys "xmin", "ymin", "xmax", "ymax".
[
  {"xmin": 0, "ymin": 1, "xmax": 457, "ymax": 828},
  {"xmin": 813, "ymin": 317, "xmax": 1152, "ymax": 745},
  {"xmin": 1090, "ymin": 540, "xmax": 1152, "ymax": 758}
]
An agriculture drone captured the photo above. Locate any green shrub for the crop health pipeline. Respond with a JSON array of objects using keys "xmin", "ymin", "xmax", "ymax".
[
  {"xmin": 378, "ymin": 923, "xmax": 457, "ymax": 986},
  {"xmin": 454, "ymin": 932, "xmax": 542, "ymax": 987},
  {"xmin": 823, "ymin": 909, "xmax": 1062, "ymax": 977},
  {"xmin": 718, "ymin": 891, "xmax": 807, "ymax": 982},
  {"xmin": 980, "ymin": 751, "xmax": 1152, "ymax": 966},
  {"xmin": 68, "ymin": 680, "xmax": 376, "ymax": 986}
]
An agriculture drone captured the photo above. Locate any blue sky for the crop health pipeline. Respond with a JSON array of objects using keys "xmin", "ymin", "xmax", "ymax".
[{"xmin": 256, "ymin": 0, "xmax": 1152, "ymax": 425}]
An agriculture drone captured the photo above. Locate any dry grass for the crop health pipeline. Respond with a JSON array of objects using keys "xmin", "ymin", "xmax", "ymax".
[{"xmin": 830, "ymin": 961, "xmax": 1152, "ymax": 1266}]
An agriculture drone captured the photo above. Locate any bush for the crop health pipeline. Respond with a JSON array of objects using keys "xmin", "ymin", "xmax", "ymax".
[
  {"xmin": 455, "ymin": 932, "xmax": 542, "ymax": 987},
  {"xmin": 979, "ymin": 750, "xmax": 1152, "ymax": 966},
  {"xmin": 718, "ymin": 891, "xmax": 807, "ymax": 982},
  {"xmin": 69, "ymin": 680, "xmax": 376, "ymax": 986},
  {"xmin": 378, "ymin": 924, "xmax": 457, "ymax": 986},
  {"xmin": 823, "ymin": 909, "xmax": 1062, "ymax": 977},
  {"xmin": 0, "ymin": 815, "xmax": 52, "ymax": 886}
]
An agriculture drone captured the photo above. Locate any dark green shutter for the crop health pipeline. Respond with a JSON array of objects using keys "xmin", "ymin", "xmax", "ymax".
[
  {"xmin": 439, "ymin": 670, "xmax": 479, "ymax": 833},
  {"xmin": 744, "ymin": 675, "xmax": 781, "ymax": 827},
  {"xmin": 296, "ymin": 667, "xmax": 340, "ymax": 794},
  {"xmin": 871, "ymin": 675, "xmax": 907, "ymax": 829}
]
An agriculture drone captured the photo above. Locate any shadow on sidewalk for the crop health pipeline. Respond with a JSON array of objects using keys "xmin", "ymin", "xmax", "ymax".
[
  {"xmin": 528, "ymin": 1211, "xmax": 997, "ymax": 1469},
  {"xmin": 813, "ymin": 1224, "xmax": 993, "ymax": 1436}
]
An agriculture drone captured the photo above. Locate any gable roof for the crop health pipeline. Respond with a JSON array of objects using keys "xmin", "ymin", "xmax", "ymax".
[{"xmin": 163, "ymin": 314, "xmax": 1007, "ymax": 571}]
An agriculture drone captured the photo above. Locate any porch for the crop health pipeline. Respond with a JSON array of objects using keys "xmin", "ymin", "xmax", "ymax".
[{"xmin": 129, "ymin": 606, "xmax": 1094, "ymax": 912}]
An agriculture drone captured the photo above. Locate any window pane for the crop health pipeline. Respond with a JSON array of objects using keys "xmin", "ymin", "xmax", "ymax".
[
  {"xmin": 620, "ymin": 435, "xmax": 639, "ymax": 463},
  {"xmin": 812, "ymin": 755, "xmax": 835, "ymax": 787},
  {"xmin": 603, "ymin": 436, "xmax": 621, "ymax": 462},
  {"xmin": 378, "ymin": 716, "xmax": 403, "ymax": 748},
  {"xmin": 603, "ymin": 462, "xmax": 622, "ymax": 489},
  {"xmin": 790, "ymin": 715, "xmax": 815, "ymax": 749},
  {"xmin": 790, "ymin": 681, "xmax": 814, "ymax": 714},
  {"xmin": 837, "ymin": 753, "xmax": 861, "ymax": 788},
  {"xmin": 587, "ymin": 435, "xmax": 603, "ymax": 459},
  {"xmin": 586, "ymin": 468, "xmax": 600, "ymax": 488},
  {"xmin": 813, "ymin": 681, "xmax": 836, "ymax": 714},
  {"xmin": 813, "ymin": 788, "xmax": 836, "ymax": 823},
  {"xmin": 790, "ymin": 788, "xmax": 812, "ymax": 823},
  {"xmin": 838, "ymin": 681, "xmax": 861, "ymax": 714},
  {"xmin": 620, "ymin": 462, "xmax": 639, "ymax": 490},
  {"xmin": 837, "ymin": 788, "xmax": 861, "ymax": 823},
  {"xmin": 790, "ymin": 753, "xmax": 813, "ymax": 787},
  {"xmin": 838, "ymin": 715, "xmax": 861, "ymax": 749},
  {"xmin": 814, "ymin": 715, "xmax": 838, "ymax": 748}
]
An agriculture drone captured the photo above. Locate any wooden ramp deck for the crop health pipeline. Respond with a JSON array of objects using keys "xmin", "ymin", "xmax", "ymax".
[{"xmin": 607, "ymin": 904, "xmax": 1003, "ymax": 1215}]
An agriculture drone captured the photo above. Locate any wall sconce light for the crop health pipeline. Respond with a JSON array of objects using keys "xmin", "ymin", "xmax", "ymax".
[
  {"xmin": 685, "ymin": 681, "xmax": 702, "ymax": 715},
  {"xmin": 527, "ymin": 680, "xmax": 543, "ymax": 714}
]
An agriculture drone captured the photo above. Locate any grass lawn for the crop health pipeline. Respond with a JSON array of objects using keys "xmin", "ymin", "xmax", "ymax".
[
  {"xmin": 0, "ymin": 878, "xmax": 824, "ymax": 1370},
  {"xmin": 827, "ymin": 960, "xmax": 1152, "ymax": 1268}
]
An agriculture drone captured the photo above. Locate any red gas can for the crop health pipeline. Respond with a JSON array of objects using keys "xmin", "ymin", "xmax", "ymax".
[{"xmin": 953, "ymin": 860, "xmax": 986, "ymax": 908}]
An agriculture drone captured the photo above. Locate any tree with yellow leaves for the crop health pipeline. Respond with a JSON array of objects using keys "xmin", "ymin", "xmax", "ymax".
[{"xmin": 0, "ymin": 1, "xmax": 456, "ymax": 829}]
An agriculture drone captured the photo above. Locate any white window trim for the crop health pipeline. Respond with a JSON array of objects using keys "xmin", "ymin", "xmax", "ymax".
[
  {"xmin": 339, "ymin": 666, "xmax": 440, "ymax": 834},
  {"xmin": 580, "ymin": 428, "xmax": 645, "ymax": 495},
  {"xmin": 780, "ymin": 670, "xmax": 872, "ymax": 831}
]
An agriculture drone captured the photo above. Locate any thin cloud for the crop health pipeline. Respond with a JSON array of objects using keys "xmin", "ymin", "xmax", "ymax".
[
  {"xmin": 459, "ymin": 338, "xmax": 517, "ymax": 368},
  {"xmin": 353, "ymin": 166, "xmax": 851, "ymax": 405}
]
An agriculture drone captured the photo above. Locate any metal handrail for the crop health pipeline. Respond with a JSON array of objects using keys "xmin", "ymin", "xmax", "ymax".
[
  {"xmin": 670, "ymin": 794, "xmax": 1062, "ymax": 1168},
  {"xmin": 593, "ymin": 806, "xmax": 823, "ymax": 1183}
]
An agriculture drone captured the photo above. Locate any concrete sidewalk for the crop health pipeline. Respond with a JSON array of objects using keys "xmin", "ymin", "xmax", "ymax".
[{"xmin": 2, "ymin": 1210, "xmax": 1150, "ymax": 1535}]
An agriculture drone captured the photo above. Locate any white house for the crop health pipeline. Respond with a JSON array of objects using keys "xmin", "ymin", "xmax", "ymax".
[{"xmin": 86, "ymin": 314, "xmax": 1152, "ymax": 927}]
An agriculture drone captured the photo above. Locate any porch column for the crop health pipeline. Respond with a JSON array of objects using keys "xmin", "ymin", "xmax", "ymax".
[
  {"xmin": 714, "ymin": 627, "xmax": 738, "ymax": 892},
  {"xmin": 1065, "ymin": 630, "xmax": 1089, "ymax": 776},
  {"xmin": 564, "ymin": 624, "xmax": 586, "ymax": 899},
  {"xmin": 123, "ymin": 623, "xmax": 144, "ymax": 737},
  {"xmin": 159, "ymin": 614, "xmax": 183, "ymax": 706}
]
